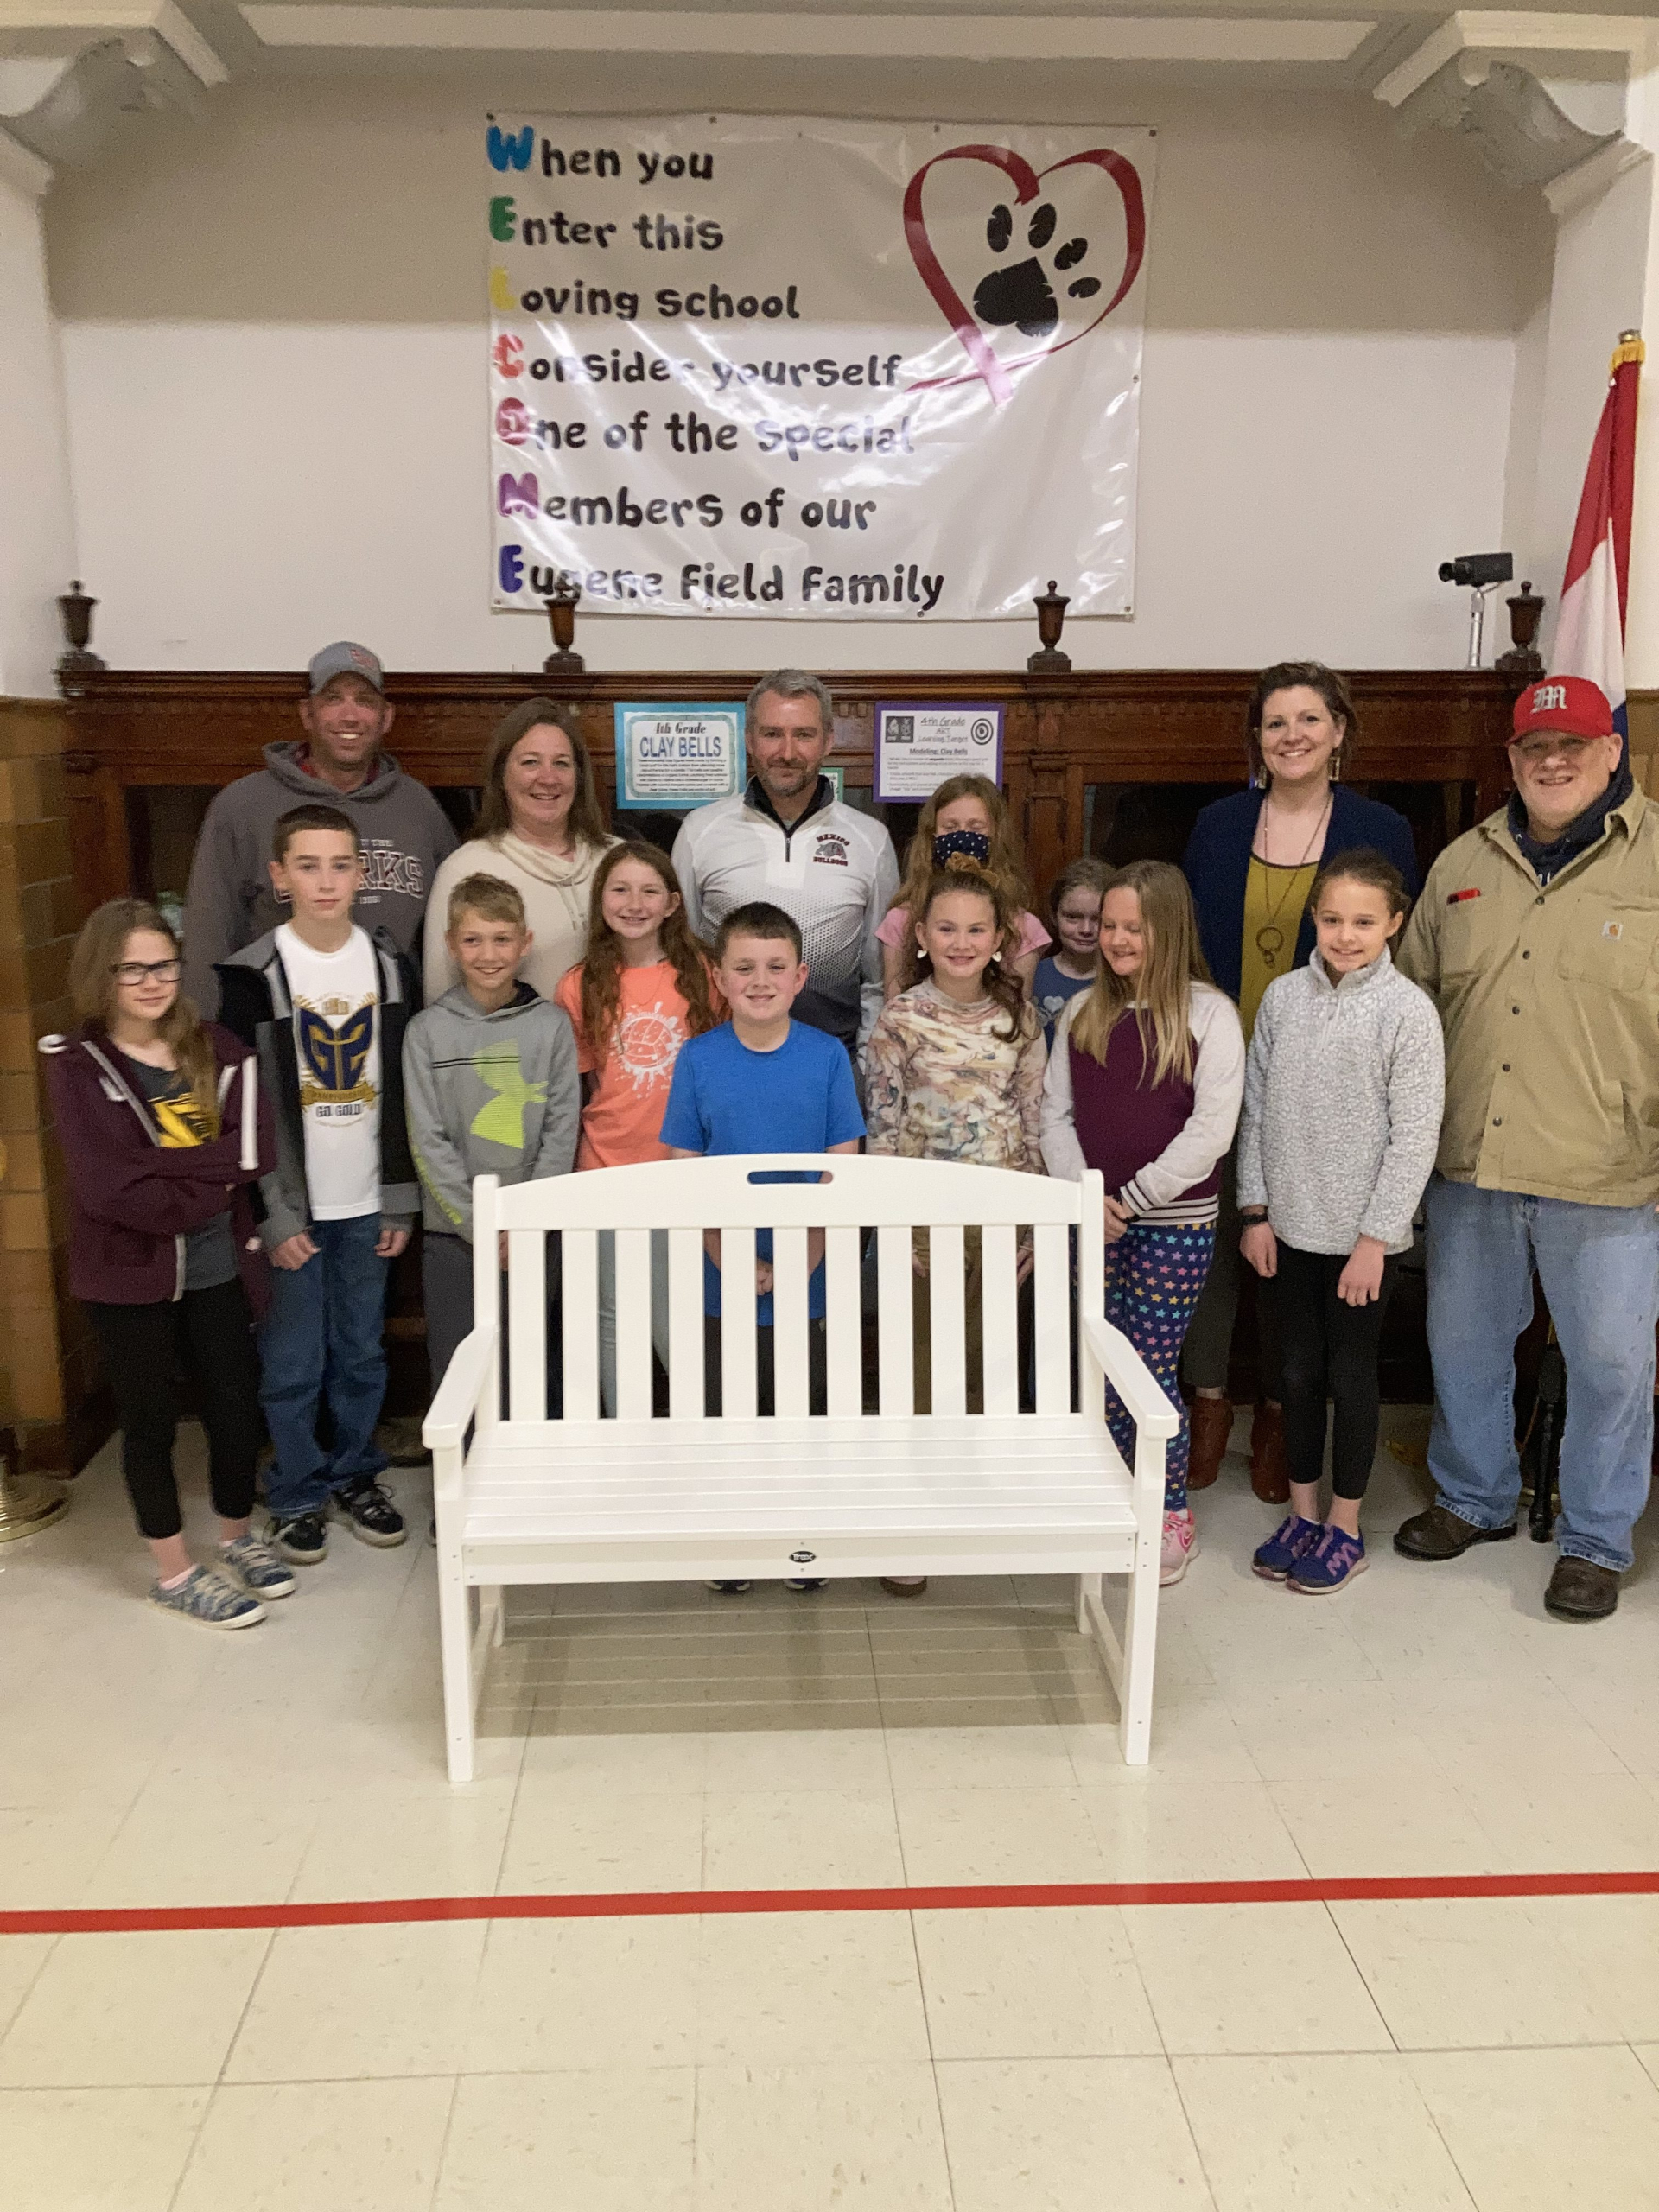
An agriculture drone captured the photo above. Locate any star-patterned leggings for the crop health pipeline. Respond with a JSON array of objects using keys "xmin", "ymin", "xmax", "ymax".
[{"xmin": 1101, "ymin": 1220, "xmax": 1217, "ymax": 1513}]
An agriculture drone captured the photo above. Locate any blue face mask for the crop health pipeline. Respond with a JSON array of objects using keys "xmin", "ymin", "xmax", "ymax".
[{"xmin": 933, "ymin": 828, "xmax": 991, "ymax": 869}]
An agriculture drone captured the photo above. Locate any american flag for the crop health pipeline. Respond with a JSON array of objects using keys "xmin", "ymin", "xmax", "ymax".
[{"xmin": 1550, "ymin": 331, "xmax": 1643, "ymax": 753}]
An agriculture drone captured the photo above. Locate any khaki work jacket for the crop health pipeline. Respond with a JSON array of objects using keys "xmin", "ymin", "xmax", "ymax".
[{"xmin": 1395, "ymin": 787, "xmax": 1659, "ymax": 1208}]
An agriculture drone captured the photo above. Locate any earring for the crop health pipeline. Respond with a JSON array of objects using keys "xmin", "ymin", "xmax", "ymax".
[{"xmin": 1331, "ymin": 749, "xmax": 1343, "ymax": 783}]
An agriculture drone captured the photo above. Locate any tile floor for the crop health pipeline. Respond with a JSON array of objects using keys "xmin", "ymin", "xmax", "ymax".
[{"xmin": 4, "ymin": 1408, "xmax": 1659, "ymax": 2207}]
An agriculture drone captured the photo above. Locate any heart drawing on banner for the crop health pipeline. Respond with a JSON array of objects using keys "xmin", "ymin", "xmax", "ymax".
[{"xmin": 902, "ymin": 144, "xmax": 1147, "ymax": 406}]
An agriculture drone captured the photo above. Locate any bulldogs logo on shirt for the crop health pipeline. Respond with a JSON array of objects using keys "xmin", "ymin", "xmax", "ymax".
[{"xmin": 811, "ymin": 832, "xmax": 850, "ymax": 868}]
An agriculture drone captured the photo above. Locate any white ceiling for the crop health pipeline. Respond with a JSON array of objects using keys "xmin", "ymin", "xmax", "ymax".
[{"xmin": 1, "ymin": 2, "xmax": 1654, "ymax": 175}]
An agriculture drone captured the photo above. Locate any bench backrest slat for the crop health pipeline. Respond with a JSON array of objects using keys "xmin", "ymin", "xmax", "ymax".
[
  {"xmin": 475, "ymin": 1156, "xmax": 1096, "ymax": 1425},
  {"xmin": 1032, "ymin": 1220, "xmax": 1071, "ymax": 1417},
  {"xmin": 508, "ymin": 1225, "xmax": 547, "ymax": 1421}
]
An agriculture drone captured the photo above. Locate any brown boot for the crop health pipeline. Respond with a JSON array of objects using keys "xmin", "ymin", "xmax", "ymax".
[
  {"xmin": 1249, "ymin": 1402, "xmax": 1291, "ymax": 1504},
  {"xmin": 1185, "ymin": 1396, "xmax": 1232, "ymax": 1491}
]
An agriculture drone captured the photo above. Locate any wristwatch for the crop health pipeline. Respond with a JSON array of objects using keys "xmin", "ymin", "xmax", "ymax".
[{"xmin": 1238, "ymin": 1208, "xmax": 1269, "ymax": 1224}]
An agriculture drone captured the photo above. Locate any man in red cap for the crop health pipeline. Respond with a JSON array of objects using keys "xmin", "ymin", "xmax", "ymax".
[{"xmin": 1395, "ymin": 675, "xmax": 1657, "ymax": 1620}]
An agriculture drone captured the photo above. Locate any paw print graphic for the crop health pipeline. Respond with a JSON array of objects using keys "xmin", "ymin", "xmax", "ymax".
[{"xmin": 972, "ymin": 201, "xmax": 1101, "ymax": 338}]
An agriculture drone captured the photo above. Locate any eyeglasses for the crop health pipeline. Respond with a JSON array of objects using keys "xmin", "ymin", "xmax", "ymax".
[{"xmin": 111, "ymin": 958, "xmax": 181, "ymax": 984}]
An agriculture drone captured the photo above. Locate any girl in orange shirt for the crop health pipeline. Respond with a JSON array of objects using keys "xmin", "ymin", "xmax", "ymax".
[{"xmin": 555, "ymin": 842, "xmax": 722, "ymax": 1408}]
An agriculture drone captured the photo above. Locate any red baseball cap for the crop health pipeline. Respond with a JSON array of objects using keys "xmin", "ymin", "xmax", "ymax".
[{"xmin": 1510, "ymin": 675, "xmax": 1614, "ymax": 743}]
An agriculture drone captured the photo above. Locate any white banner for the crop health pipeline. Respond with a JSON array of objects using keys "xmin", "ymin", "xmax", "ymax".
[{"xmin": 486, "ymin": 113, "xmax": 1154, "ymax": 621}]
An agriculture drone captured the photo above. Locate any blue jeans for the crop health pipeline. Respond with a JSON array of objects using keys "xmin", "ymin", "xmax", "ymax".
[
  {"xmin": 1424, "ymin": 1175, "xmax": 1659, "ymax": 1572},
  {"xmin": 260, "ymin": 1213, "xmax": 391, "ymax": 1518}
]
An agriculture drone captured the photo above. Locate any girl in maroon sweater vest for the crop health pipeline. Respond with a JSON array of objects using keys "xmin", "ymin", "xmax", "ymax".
[{"xmin": 1040, "ymin": 862, "xmax": 1245, "ymax": 1586}]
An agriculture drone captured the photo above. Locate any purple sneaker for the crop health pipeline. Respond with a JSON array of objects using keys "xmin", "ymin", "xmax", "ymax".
[
  {"xmin": 1252, "ymin": 1514, "xmax": 1323, "ymax": 1583},
  {"xmin": 1288, "ymin": 1526, "xmax": 1368, "ymax": 1595}
]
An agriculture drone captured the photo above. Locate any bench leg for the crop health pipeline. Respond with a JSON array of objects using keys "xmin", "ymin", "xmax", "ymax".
[
  {"xmin": 437, "ymin": 1538, "xmax": 477, "ymax": 1784},
  {"xmin": 1075, "ymin": 1573, "xmax": 1103, "ymax": 1637},
  {"xmin": 1118, "ymin": 1452, "xmax": 1164, "ymax": 1767}
]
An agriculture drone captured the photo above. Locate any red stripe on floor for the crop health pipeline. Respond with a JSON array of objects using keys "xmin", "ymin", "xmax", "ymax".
[{"xmin": 6, "ymin": 1869, "xmax": 1659, "ymax": 1936}]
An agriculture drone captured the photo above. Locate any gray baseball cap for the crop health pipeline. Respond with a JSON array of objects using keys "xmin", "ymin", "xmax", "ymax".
[{"xmin": 307, "ymin": 640, "xmax": 385, "ymax": 695}]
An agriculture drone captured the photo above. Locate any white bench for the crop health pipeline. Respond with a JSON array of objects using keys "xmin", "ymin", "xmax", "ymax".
[{"xmin": 423, "ymin": 1153, "xmax": 1179, "ymax": 1781}]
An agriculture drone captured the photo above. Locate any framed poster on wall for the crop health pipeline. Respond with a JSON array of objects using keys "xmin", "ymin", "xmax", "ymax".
[
  {"xmin": 614, "ymin": 702, "xmax": 746, "ymax": 810},
  {"xmin": 874, "ymin": 702, "xmax": 1005, "ymax": 802}
]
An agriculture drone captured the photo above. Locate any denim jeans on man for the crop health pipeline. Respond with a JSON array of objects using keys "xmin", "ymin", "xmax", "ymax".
[
  {"xmin": 1425, "ymin": 1174, "xmax": 1659, "ymax": 1572},
  {"xmin": 260, "ymin": 1212, "xmax": 391, "ymax": 1517}
]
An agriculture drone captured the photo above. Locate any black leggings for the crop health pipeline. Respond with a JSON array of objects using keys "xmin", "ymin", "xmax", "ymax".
[
  {"xmin": 1276, "ymin": 1241, "xmax": 1399, "ymax": 1501},
  {"xmin": 85, "ymin": 1280, "xmax": 264, "ymax": 1541}
]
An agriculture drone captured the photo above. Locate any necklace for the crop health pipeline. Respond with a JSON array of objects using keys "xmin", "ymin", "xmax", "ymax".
[{"xmin": 1252, "ymin": 793, "xmax": 1332, "ymax": 966}]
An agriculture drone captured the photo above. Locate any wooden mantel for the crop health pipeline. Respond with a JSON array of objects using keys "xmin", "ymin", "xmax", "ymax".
[{"xmin": 63, "ymin": 664, "xmax": 1522, "ymax": 918}]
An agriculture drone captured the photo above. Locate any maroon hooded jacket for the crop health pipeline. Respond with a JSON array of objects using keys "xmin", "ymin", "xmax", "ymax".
[{"xmin": 41, "ymin": 1022, "xmax": 276, "ymax": 1309}]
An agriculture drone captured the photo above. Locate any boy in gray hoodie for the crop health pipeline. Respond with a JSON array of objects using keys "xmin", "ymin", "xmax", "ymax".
[{"xmin": 404, "ymin": 874, "xmax": 581, "ymax": 1393}]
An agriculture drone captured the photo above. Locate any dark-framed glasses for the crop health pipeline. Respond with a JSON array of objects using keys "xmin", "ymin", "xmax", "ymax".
[{"xmin": 111, "ymin": 958, "xmax": 181, "ymax": 984}]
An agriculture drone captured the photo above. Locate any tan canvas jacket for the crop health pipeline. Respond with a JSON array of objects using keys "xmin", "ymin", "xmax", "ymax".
[{"xmin": 1395, "ymin": 785, "xmax": 1659, "ymax": 1207}]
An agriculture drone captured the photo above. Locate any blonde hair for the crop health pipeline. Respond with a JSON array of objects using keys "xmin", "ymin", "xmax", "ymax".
[
  {"xmin": 447, "ymin": 873, "xmax": 527, "ymax": 932},
  {"xmin": 1067, "ymin": 861, "xmax": 1211, "ymax": 1086},
  {"xmin": 918, "ymin": 860, "xmax": 1035, "ymax": 1046},
  {"xmin": 891, "ymin": 775, "xmax": 1030, "ymax": 992},
  {"xmin": 68, "ymin": 899, "xmax": 221, "ymax": 1133}
]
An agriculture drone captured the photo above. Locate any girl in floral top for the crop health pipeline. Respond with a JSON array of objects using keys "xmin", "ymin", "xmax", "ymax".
[{"xmin": 866, "ymin": 860, "xmax": 1047, "ymax": 1590}]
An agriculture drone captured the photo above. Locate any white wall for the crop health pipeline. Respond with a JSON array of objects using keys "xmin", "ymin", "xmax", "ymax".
[
  {"xmin": 44, "ymin": 74, "xmax": 1552, "ymax": 675},
  {"xmin": 0, "ymin": 145, "xmax": 76, "ymax": 697}
]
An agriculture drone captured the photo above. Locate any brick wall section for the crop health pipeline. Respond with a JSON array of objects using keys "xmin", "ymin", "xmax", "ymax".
[{"xmin": 0, "ymin": 697, "xmax": 99, "ymax": 1471}]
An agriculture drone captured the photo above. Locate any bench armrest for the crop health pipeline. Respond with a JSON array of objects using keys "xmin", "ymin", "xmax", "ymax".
[
  {"xmin": 1079, "ymin": 1314, "xmax": 1180, "ymax": 1440},
  {"xmin": 423, "ymin": 1326, "xmax": 499, "ymax": 1454}
]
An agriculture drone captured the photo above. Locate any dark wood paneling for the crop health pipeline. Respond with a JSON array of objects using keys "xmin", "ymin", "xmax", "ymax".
[{"xmin": 65, "ymin": 666, "xmax": 1522, "ymax": 916}]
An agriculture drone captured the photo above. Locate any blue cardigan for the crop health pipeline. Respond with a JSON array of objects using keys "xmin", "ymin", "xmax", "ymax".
[{"xmin": 1182, "ymin": 786, "xmax": 1420, "ymax": 1001}]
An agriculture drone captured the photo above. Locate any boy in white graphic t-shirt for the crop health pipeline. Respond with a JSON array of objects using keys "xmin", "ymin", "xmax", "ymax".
[{"xmin": 216, "ymin": 804, "xmax": 422, "ymax": 1569}]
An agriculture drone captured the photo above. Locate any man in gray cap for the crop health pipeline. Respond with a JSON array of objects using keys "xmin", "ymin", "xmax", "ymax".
[{"xmin": 183, "ymin": 643, "xmax": 457, "ymax": 1014}]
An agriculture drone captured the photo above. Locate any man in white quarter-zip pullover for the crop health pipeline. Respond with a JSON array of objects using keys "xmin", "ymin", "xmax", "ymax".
[{"xmin": 672, "ymin": 671, "xmax": 898, "ymax": 1054}]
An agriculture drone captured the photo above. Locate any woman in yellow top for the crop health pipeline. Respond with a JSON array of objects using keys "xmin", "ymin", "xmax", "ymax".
[{"xmin": 1179, "ymin": 662, "xmax": 1420, "ymax": 1497}]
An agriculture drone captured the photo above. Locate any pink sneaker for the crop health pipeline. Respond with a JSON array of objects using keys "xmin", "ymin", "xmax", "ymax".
[{"xmin": 1160, "ymin": 1509, "xmax": 1198, "ymax": 1586}]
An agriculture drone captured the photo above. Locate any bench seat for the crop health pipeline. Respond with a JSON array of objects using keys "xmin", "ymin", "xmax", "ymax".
[{"xmin": 457, "ymin": 1415, "xmax": 1139, "ymax": 1583}]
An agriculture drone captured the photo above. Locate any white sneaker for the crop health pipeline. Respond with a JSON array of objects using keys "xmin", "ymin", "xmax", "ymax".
[{"xmin": 1160, "ymin": 1509, "xmax": 1198, "ymax": 1586}]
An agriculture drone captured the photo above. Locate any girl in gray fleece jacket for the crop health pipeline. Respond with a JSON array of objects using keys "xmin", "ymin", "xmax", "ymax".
[{"xmin": 1237, "ymin": 850, "xmax": 1443, "ymax": 1594}]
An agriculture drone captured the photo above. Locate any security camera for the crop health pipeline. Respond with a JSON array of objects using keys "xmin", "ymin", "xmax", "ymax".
[{"xmin": 1438, "ymin": 553, "xmax": 1514, "ymax": 590}]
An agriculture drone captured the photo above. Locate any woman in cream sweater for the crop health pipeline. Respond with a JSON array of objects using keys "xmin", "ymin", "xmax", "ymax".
[{"xmin": 424, "ymin": 699, "xmax": 618, "ymax": 1003}]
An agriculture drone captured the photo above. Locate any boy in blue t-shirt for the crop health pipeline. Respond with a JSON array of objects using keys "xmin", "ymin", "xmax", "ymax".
[{"xmin": 661, "ymin": 900, "xmax": 863, "ymax": 1591}]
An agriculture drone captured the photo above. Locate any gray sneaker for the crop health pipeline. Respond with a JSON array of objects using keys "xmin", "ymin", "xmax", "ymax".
[
  {"xmin": 149, "ymin": 1565, "xmax": 265, "ymax": 1630},
  {"xmin": 219, "ymin": 1535, "xmax": 297, "ymax": 1600}
]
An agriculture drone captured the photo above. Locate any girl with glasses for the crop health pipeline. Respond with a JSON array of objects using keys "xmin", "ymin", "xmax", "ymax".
[{"xmin": 41, "ymin": 899, "xmax": 283, "ymax": 1628}]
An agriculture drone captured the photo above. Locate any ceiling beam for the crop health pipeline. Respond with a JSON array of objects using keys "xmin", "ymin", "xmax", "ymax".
[
  {"xmin": 0, "ymin": 2, "xmax": 227, "ymax": 84},
  {"xmin": 239, "ymin": 7, "xmax": 1377, "ymax": 66}
]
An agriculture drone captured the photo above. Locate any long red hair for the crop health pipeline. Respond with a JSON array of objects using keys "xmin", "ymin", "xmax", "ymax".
[{"xmin": 575, "ymin": 842, "xmax": 721, "ymax": 1062}]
